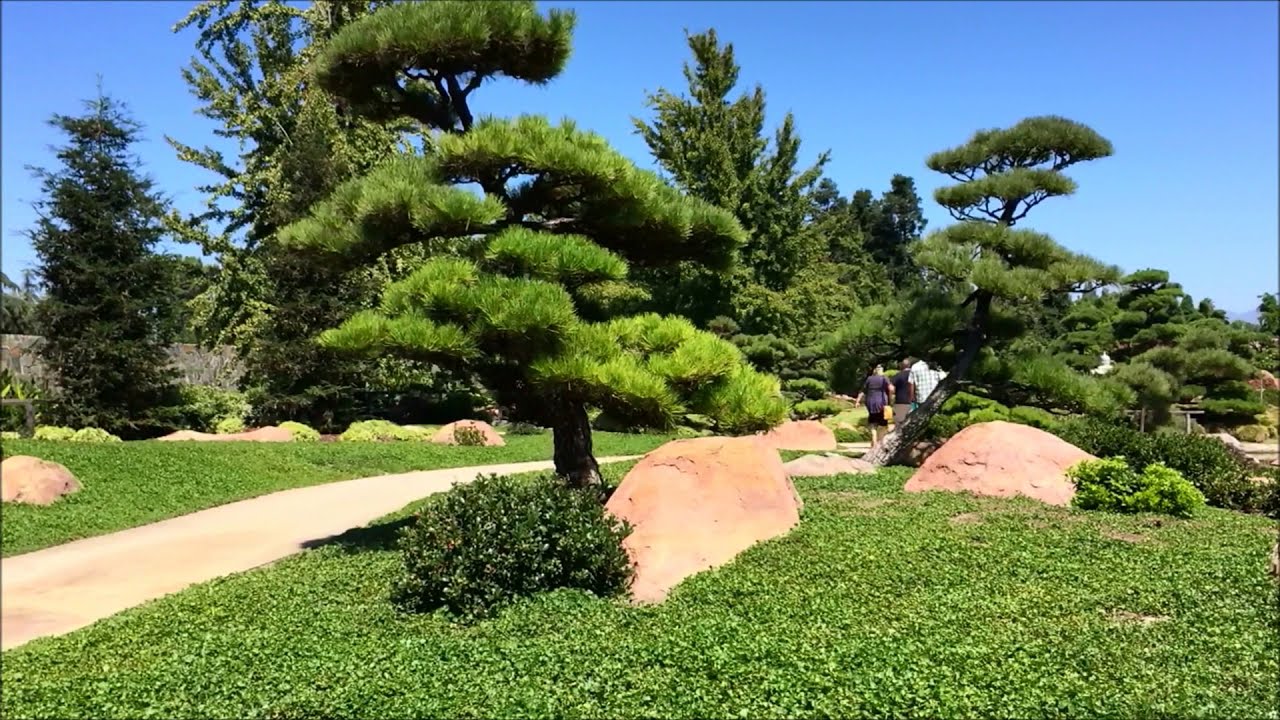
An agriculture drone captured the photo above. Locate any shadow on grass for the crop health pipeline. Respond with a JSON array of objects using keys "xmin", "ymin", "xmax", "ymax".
[{"xmin": 299, "ymin": 515, "xmax": 416, "ymax": 554}]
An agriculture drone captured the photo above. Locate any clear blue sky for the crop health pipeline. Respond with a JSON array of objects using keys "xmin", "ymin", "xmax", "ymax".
[{"xmin": 2, "ymin": 0, "xmax": 1276, "ymax": 313}]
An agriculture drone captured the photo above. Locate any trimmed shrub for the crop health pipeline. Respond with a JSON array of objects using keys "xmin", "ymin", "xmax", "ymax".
[
  {"xmin": 966, "ymin": 407, "xmax": 1009, "ymax": 424},
  {"xmin": 925, "ymin": 413, "xmax": 968, "ymax": 441},
  {"xmin": 340, "ymin": 419, "xmax": 425, "ymax": 442},
  {"xmin": 1009, "ymin": 405, "xmax": 1060, "ymax": 431},
  {"xmin": 1, "ymin": 431, "xmax": 19, "ymax": 441},
  {"xmin": 394, "ymin": 473, "xmax": 633, "ymax": 620},
  {"xmin": 941, "ymin": 392, "xmax": 1006, "ymax": 415},
  {"xmin": 214, "ymin": 416, "xmax": 247, "ymax": 435},
  {"xmin": 506, "ymin": 422, "xmax": 544, "ymax": 436},
  {"xmin": 792, "ymin": 399, "xmax": 845, "ymax": 420},
  {"xmin": 453, "ymin": 425, "xmax": 486, "ymax": 446},
  {"xmin": 33, "ymin": 426, "xmax": 75, "ymax": 442},
  {"xmin": 70, "ymin": 427, "xmax": 122, "ymax": 443},
  {"xmin": 784, "ymin": 378, "xmax": 829, "ymax": 401},
  {"xmin": 279, "ymin": 421, "xmax": 321, "ymax": 442},
  {"xmin": 1230, "ymin": 424, "xmax": 1270, "ymax": 443},
  {"xmin": 1067, "ymin": 458, "xmax": 1205, "ymax": 518},
  {"xmin": 1055, "ymin": 418, "xmax": 1258, "ymax": 513}
]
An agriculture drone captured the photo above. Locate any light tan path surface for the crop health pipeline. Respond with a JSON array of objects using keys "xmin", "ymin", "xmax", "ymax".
[{"xmin": 1, "ymin": 457, "xmax": 638, "ymax": 651}]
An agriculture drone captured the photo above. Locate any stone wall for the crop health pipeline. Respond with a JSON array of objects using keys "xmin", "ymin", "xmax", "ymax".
[{"xmin": 1, "ymin": 335, "xmax": 244, "ymax": 390}]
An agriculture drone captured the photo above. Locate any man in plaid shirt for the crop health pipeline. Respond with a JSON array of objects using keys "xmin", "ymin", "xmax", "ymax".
[{"xmin": 908, "ymin": 358, "xmax": 946, "ymax": 406}]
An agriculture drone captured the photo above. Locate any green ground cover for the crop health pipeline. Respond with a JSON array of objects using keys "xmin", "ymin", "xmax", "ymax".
[
  {"xmin": 0, "ymin": 432, "xmax": 670, "ymax": 556},
  {"xmin": 4, "ymin": 466, "xmax": 1275, "ymax": 718}
]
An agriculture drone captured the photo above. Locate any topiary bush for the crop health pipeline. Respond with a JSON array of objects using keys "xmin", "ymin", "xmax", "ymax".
[
  {"xmin": 1, "ymin": 431, "xmax": 19, "ymax": 441},
  {"xmin": 834, "ymin": 426, "xmax": 870, "ymax": 443},
  {"xmin": 1009, "ymin": 405, "xmax": 1060, "ymax": 431},
  {"xmin": 966, "ymin": 407, "xmax": 1010, "ymax": 424},
  {"xmin": 33, "ymin": 426, "xmax": 75, "ymax": 441},
  {"xmin": 506, "ymin": 422, "xmax": 544, "ymax": 436},
  {"xmin": 1067, "ymin": 457, "xmax": 1205, "ymax": 518},
  {"xmin": 279, "ymin": 421, "xmax": 321, "ymax": 442},
  {"xmin": 340, "ymin": 419, "xmax": 424, "ymax": 442},
  {"xmin": 453, "ymin": 425, "xmax": 486, "ymax": 446},
  {"xmin": 214, "ymin": 416, "xmax": 247, "ymax": 435},
  {"xmin": 941, "ymin": 392, "xmax": 1007, "ymax": 415},
  {"xmin": 393, "ymin": 473, "xmax": 633, "ymax": 620},
  {"xmin": 70, "ymin": 427, "xmax": 122, "ymax": 443},
  {"xmin": 784, "ymin": 378, "xmax": 829, "ymax": 401},
  {"xmin": 1230, "ymin": 424, "xmax": 1270, "ymax": 443},
  {"xmin": 925, "ymin": 413, "xmax": 968, "ymax": 441},
  {"xmin": 792, "ymin": 399, "xmax": 845, "ymax": 420}
]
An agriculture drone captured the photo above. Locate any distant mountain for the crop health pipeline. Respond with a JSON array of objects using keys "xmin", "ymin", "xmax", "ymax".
[{"xmin": 1227, "ymin": 309, "xmax": 1260, "ymax": 325}]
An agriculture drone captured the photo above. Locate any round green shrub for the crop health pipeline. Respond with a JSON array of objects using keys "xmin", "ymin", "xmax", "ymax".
[
  {"xmin": 1, "ymin": 431, "xmax": 19, "ymax": 441},
  {"xmin": 941, "ymin": 392, "xmax": 1007, "ymax": 415},
  {"xmin": 452, "ymin": 425, "xmax": 486, "ymax": 446},
  {"xmin": 279, "ymin": 421, "xmax": 321, "ymax": 442},
  {"xmin": 505, "ymin": 422, "xmax": 544, "ymax": 436},
  {"xmin": 33, "ymin": 426, "xmax": 75, "ymax": 442},
  {"xmin": 966, "ymin": 407, "xmax": 1010, "ymax": 424},
  {"xmin": 1128, "ymin": 463, "xmax": 1205, "ymax": 518},
  {"xmin": 792, "ymin": 399, "xmax": 845, "ymax": 420},
  {"xmin": 394, "ymin": 473, "xmax": 633, "ymax": 620},
  {"xmin": 784, "ymin": 378, "xmax": 829, "ymax": 401},
  {"xmin": 214, "ymin": 416, "xmax": 247, "ymax": 435},
  {"xmin": 1067, "ymin": 458, "xmax": 1142, "ymax": 513},
  {"xmin": 834, "ymin": 426, "xmax": 870, "ymax": 443},
  {"xmin": 1230, "ymin": 424, "xmax": 1270, "ymax": 443},
  {"xmin": 70, "ymin": 427, "xmax": 122, "ymax": 443},
  {"xmin": 340, "ymin": 419, "xmax": 423, "ymax": 442},
  {"xmin": 174, "ymin": 385, "xmax": 250, "ymax": 433},
  {"xmin": 925, "ymin": 413, "xmax": 968, "ymax": 441}
]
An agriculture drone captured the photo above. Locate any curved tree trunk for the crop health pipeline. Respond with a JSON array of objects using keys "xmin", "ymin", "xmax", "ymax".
[
  {"xmin": 864, "ymin": 292, "xmax": 992, "ymax": 466},
  {"xmin": 549, "ymin": 396, "xmax": 603, "ymax": 492}
]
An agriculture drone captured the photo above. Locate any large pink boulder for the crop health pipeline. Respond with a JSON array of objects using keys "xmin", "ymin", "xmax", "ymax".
[
  {"xmin": 605, "ymin": 436, "xmax": 801, "ymax": 604},
  {"xmin": 430, "ymin": 420, "xmax": 505, "ymax": 447},
  {"xmin": 156, "ymin": 426, "xmax": 295, "ymax": 442},
  {"xmin": 758, "ymin": 420, "xmax": 837, "ymax": 451},
  {"xmin": 1, "ymin": 456, "xmax": 81, "ymax": 506},
  {"xmin": 1248, "ymin": 370, "xmax": 1279, "ymax": 391},
  {"xmin": 904, "ymin": 421, "xmax": 1095, "ymax": 507}
]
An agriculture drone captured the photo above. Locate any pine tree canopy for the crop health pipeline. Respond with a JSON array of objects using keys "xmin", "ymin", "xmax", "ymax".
[{"xmin": 313, "ymin": 0, "xmax": 575, "ymax": 130}]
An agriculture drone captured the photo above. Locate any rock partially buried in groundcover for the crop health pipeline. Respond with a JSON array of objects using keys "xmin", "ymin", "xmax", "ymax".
[
  {"xmin": 783, "ymin": 453, "xmax": 875, "ymax": 478},
  {"xmin": 429, "ymin": 420, "xmax": 505, "ymax": 447},
  {"xmin": 757, "ymin": 420, "xmax": 838, "ymax": 452},
  {"xmin": 1, "ymin": 455, "xmax": 81, "ymax": 506},
  {"xmin": 605, "ymin": 436, "xmax": 802, "ymax": 604},
  {"xmin": 156, "ymin": 426, "xmax": 295, "ymax": 442},
  {"xmin": 904, "ymin": 420, "xmax": 1095, "ymax": 507}
]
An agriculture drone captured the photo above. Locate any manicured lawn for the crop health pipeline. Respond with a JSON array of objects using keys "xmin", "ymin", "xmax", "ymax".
[
  {"xmin": 4, "ymin": 467, "xmax": 1276, "ymax": 718},
  {"xmin": 0, "ymin": 432, "xmax": 670, "ymax": 557}
]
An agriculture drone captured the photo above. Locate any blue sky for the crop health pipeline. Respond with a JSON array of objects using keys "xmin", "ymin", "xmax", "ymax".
[{"xmin": 2, "ymin": 0, "xmax": 1276, "ymax": 313}]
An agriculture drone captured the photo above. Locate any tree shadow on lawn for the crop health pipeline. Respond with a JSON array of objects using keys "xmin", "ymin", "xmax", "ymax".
[{"xmin": 299, "ymin": 515, "xmax": 416, "ymax": 554}]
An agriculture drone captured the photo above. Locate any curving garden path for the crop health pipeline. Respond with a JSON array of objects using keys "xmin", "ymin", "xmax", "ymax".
[{"xmin": 0, "ymin": 457, "xmax": 639, "ymax": 651}]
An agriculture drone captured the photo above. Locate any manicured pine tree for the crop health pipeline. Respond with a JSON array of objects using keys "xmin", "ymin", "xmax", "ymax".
[
  {"xmin": 864, "ymin": 116, "xmax": 1119, "ymax": 466},
  {"xmin": 28, "ymin": 90, "xmax": 180, "ymax": 435},
  {"xmin": 281, "ymin": 1, "xmax": 788, "ymax": 488}
]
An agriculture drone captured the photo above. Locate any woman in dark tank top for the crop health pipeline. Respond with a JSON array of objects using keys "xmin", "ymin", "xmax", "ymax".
[{"xmin": 855, "ymin": 363, "xmax": 892, "ymax": 449}]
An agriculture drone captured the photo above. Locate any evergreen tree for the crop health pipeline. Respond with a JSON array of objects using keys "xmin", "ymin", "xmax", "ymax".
[
  {"xmin": 28, "ymin": 91, "xmax": 180, "ymax": 435},
  {"xmin": 282, "ymin": 1, "xmax": 786, "ymax": 488},
  {"xmin": 863, "ymin": 174, "xmax": 929, "ymax": 286},
  {"xmin": 863, "ymin": 116, "xmax": 1119, "ymax": 465},
  {"xmin": 0, "ymin": 271, "xmax": 40, "ymax": 335}
]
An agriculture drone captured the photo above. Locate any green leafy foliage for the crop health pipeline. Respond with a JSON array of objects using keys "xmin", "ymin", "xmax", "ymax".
[
  {"xmin": 1231, "ymin": 424, "xmax": 1271, "ymax": 443},
  {"xmin": 452, "ymin": 425, "xmax": 486, "ymax": 447},
  {"xmin": 279, "ymin": 421, "xmax": 321, "ymax": 442},
  {"xmin": 213, "ymin": 416, "xmax": 247, "ymax": 435},
  {"xmin": 394, "ymin": 473, "xmax": 632, "ymax": 620},
  {"xmin": 2, "ymin": 468, "xmax": 1275, "ymax": 717},
  {"xmin": 1068, "ymin": 458, "xmax": 1205, "ymax": 519},
  {"xmin": 69, "ymin": 428, "xmax": 122, "ymax": 444},
  {"xmin": 792, "ymin": 399, "xmax": 845, "ymax": 420},
  {"xmin": 833, "ymin": 426, "xmax": 870, "ymax": 443},
  {"xmin": 1054, "ymin": 418, "xmax": 1262, "ymax": 513},
  {"xmin": 33, "ymin": 426, "xmax": 75, "ymax": 442},
  {"xmin": 0, "ymin": 433, "xmax": 673, "ymax": 556},
  {"xmin": 784, "ymin": 378, "xmax": 829, "ymax": 401},
  {"xmin": 339, "ymin": 420, "xmax": 427, "ymax": 442},
  {"xmin": 171, "ymin": 385, "xmax": 250, "ymax": 433}
]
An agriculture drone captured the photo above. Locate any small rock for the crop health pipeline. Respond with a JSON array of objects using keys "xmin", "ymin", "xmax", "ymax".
[
  {"xmin": 758, "ymin": 420, "xmax": 837, "ymax": 451},
  {"xmin": 783, "ymin": 454, "xmax": 875, "ymax": 478},
  {"xmin": 1, "ymin": 456, "xmax": 81, "ymax": 506}
]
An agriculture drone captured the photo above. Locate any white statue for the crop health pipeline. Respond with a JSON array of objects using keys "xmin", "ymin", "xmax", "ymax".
[{"xmin": 1091, "ymin": 352, "xmax": 1113, "ymax": 376}]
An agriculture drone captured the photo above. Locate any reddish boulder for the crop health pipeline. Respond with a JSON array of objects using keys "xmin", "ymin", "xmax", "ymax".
[
  {"xmin": 1, "ymin": 456, "xmax": 81, "ymax": 506},
  {"xmin": 1249, "ymin": 370, "xmax": 1279, "ymax": 391},
  {"xmin": 156, "ymin": 426, "xmax": 295, "ymax": 443},
  {"xmin": 759, "ymin": 420, "xmax": 837, "ymax": 451},
  {"xmin": 904, "ymin": 421, "xmax": 1094, "ymax": 507},
  {"xmin": 430, "ymin": 420, "xmax": 505, "ymax": 447},
  {"xmin": 783, "ymin": 453, "xmax": 874, "ymax": 478},
  {"xmin": 605, "ymin": 436, "xmax": 801, "ymax": 603}
]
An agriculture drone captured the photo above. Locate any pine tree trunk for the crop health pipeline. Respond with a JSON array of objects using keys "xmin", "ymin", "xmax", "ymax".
[
  {"xmin": 864, "ymin": 292, "xmax": 992, "ymax": 466},
  {"xmin": 550, "ymin": 396, "xmax": 603, "ymax": 492}
]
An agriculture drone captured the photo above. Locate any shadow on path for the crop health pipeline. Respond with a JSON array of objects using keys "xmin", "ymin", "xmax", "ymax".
[{"xmin": 299, "ymin": 515, "xmax": 416, "ymax": 554}]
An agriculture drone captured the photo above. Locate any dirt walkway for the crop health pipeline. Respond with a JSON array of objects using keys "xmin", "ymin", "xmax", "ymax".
[{"xmin": 0, "ymin": 457, "xmax": 638, "ymax": 651}]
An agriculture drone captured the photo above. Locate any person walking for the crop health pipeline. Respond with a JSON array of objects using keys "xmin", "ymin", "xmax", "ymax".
[
  {"xmin": 891, "ymin": 358, "xmax": 915, "ymax": 424},
  {"xmin": 909, "ymin": 357, "xmax": 941, "ymax": 406},
  {"xmin": 854, "ymin": 363, "xmax": 892, "ymax": 449}
]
